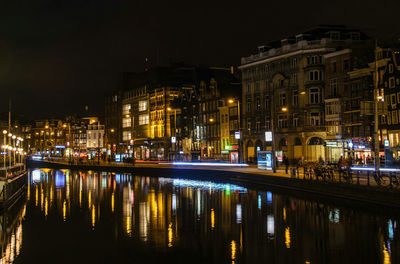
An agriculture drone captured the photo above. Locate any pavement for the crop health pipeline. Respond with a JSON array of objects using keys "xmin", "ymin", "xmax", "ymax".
[{"xmin": 38, "ymin": 159, "xmax": 393, "ymax": 187}]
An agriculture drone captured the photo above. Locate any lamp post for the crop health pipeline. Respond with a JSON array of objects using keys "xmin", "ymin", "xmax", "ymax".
[
  {"xmin": 228, "ymin": 99, "xmax": 241, "ymax": 163},
  {"xmin": 3, "ymin": 130, "xmax": 7, "ymax": 169},
  {"xmin": 12, "ymin": 135, "xmax": 16, "ymax": 165},
  {"xmin": 167, "ymin": 107, "xmax": 177, "ymax": 161}
]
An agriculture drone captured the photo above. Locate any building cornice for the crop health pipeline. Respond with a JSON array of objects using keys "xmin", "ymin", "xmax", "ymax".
[{"xmin": 239, "ymin": 48, "xmax": 336, "ymax": 69}]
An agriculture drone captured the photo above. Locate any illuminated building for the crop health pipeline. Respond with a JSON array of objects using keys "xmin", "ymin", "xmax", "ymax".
[{"xmin": 239, "ymin": 25, "xmax": 371, "ymax": 163}]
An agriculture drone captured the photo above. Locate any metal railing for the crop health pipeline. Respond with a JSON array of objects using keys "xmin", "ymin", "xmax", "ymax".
[
  {"xmin": 0, "ymin": 164, "xmax": 26, "ymax": 179},
  {"xmin": 295, "ymin": 165, "xmax": 400, "ymax": 188}
]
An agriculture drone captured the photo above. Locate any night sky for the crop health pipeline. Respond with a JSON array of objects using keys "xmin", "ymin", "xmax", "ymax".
[{"xmin": 1, "ymin": 0, "xmax": 399, "ymax": 120}]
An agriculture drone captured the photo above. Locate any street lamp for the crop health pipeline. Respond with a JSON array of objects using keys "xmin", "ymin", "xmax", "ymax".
[
  {"xmin": 12, "ymin": 135, "xmax": 16, "ymax": 165},
  {"xmin": 168, "ymin": 107, "xmax": 177, "ymax": 161},
  {"xmin": 228, "ymin": 98, "xmax": 241, "ymax": 163},
  {"xmin": 2, "ymin": 130, "xmax": 7, "ymax": 169}
]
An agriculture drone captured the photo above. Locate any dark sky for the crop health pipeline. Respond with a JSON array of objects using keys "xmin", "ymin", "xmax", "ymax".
[{"xmin": 1, "ymin": 0, "xmax": 399, "ymax": 120}]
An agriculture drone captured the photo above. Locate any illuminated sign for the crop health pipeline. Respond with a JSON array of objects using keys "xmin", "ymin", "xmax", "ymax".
[
  {"xmin": 235, "ymin": 131, "xmax": 240, "ymax": 139},
  {"xmin": 326, "ymin": 141, "xmax": 337, "ymax": 147},
  {"xmin": 384, "ymin": 140, "xmax": 390, "ymax": 147},
  {"xmin": 265, "ymin": 131, "xmax": 272, "ymax": 142},
  {"xmin": 171, "ymin": 137, "xmax": 176, "ymax": 143},
  {"xmin": 55, "ymin": 145, "xmax": 65, "ymax": 149}
]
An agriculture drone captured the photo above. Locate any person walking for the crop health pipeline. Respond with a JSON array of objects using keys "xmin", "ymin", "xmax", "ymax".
[{"xmin": 283, "ymin": 155, "xmax": 289, "ymax": 174}]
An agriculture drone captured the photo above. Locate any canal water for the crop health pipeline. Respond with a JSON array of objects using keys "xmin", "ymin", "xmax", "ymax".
[{"xmin": 1, "ymin": 168, "xmax": 398, "ymax": 263}]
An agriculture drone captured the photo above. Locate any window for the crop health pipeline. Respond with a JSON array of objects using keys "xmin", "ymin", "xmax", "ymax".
[
  {"xmin": 255, "ymin": 82, "xmax": 260, "ymax": 92},
  {"xmin": 309, "ymin": 70, "xmax": 320, "ymax": 81},
  {"xmin": 292, "ymin": 73, "xmax": 298, "ymax": 84},
  {"xmin": 122, "ymin": 117, "xmax": 132, "ymax": 128},
  {"xmin": 310, "ymin": 112, "xmax": 320, "ymax": 126},
  {"xmin": 332, "ymin": 62, "xmax": 337, "ymax": 73},
  {"xmin": 293, "ymin": 116, "xmax": 299, "ymax": 127},
  {"xmin": 247, "ymin": 120, "xmax": 251, "ymax": 131},
  {"xmin": 278, "ymin": 115, "xmax": 288, "ymax": 128},
  {"xmin": 122, "ymin": 131, "xmax": 131, "ymax": 141},
  {"xmin": 279, "ymin": 93, "xmax": 286, "ymax": 106},
  {"xmin": 256, "ymin": 121, "xmax": 261, "ymax": 132},
  {"xmin": 229, "ymin": 107, "xmax": 238, "ymax": 116},
  {"xmin": 389, "ymin": 64, "xmax": 394, "ymax": 73},
  {"xmin": 265, "ymin": 96, "xmax": 270, "ymax": 111},
  {"xmin": 330, "ymin": 78, "xmax": 338, "ymax": 96},
  {"xmin": 392, "ymin": 111, "xmax": 398, "ymax": 124},
  {"xmin": 309, "ymin": 88, "xmax": 320, "ymax": 104},
  {"xmin": 247, "ymin": 98, "xmax": 252, "ymax": 113},
  {"xmin": 265, "ymin": 119, "xmax": 270, "ymax": 129},
  {"xmin": 256, "ymin": 96, "xmax": 261, "ymax": 111},
  {"xmin": 293, "ymin": 90, "xmax": 299, "ymax": 105},
  {"xmin": 122, "ymin": 104, "xmax": 131, "ymax": 115},
  {"xmin": 291, "ymin": 58, "xmax": 298, "ymax": 68},
  {"xmin": 139, "ymin": 100, "xmax": 148, "ymax": 111},
  {"xmin": 391, "ymin": 94, "xmax": 397, "ymax": 109},
  {"xmin": 330, "ymin": 32, "xmax": 340, "ymax": 40},
  {"xmin": 343, "ymin": 60, "xmax": 349, "ymax": 71},
  {"xmin": 247, "ymin": 83, "xmax": 251, "ymax": 93},
  {"xmin": 307, "ymin": 55, "xmax": 322, "ymax": 65},
  {"xmin": 265, "ymin": 64, "xmax": 270, "ymax": 73},
  {"xmin": 139, "ymin": 114, "xmax": 149, "ymax": 125},
  {"xmin": 389, "ymin": 77, "xmax": 395, "ymax": 88}
]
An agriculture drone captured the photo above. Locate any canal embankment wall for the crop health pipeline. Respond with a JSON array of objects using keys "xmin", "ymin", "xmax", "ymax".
[{"xmin": 27, "ymin": 160, "xmax": 400, "ymax": 214}]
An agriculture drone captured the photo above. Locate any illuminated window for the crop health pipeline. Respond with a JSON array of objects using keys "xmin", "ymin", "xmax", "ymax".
[
  {"xmin": 122, "ymin": 104, "xmax": 131, "ymax": 115},
  {"xmin": 122, "ymin": 118, "xmax": 131, "ymax": 128},
  {"xmin": 122, "ymin": 131, "xmax": 131, "ymax": 141},
  {"xmin": 139, "ymin": 100, "xmax": 148, "ymax": 111},
  {"xmin": 139, "ymin": 114, "xmax": 149, "ymax": 125}
]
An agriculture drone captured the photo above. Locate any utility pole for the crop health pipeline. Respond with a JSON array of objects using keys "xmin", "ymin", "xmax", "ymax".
[{"xmin": 374, "ymin": 40, "xmax": 380, "ymax": 173}]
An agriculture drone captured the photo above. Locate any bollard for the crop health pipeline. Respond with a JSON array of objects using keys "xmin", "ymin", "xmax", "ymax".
[
  {"xmin": 303, "ymin": 167, "xmax": 306, "ymax": 180},
  {"xmin": 367, "ymin": 171, "xmax": 370, "ymax": 186},
  {"xmin": 357, "ymin": 171, "xmax": 360, "ymax": 185},
  {"xmin": 390, "ymin": 172, "xmax": 393, "ymax": 187}
]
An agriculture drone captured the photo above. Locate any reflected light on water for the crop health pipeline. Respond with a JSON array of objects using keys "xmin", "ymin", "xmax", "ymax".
[
  {"xmin": 63, "ymin": 200, "xmax": 66, "ymax": 221},
  {"xmin": 111, "ymin": 193, "xmax": 115, "ymax": 212},
  {"xmin": 285, "ymin": 227, "xmax": 291, "ymax": 249},
  {"xmin": 34, "ymin": 185, "xmax": 38, "ymax": 207},
  {"xmin": 211, "ymin": 209, "xmax": 215, "ymax": 229},
  {"xmin": 168, "ymin": 223, "xmax": 173, "ymax": 247},
  {"xmin": 231, "ymin": 240, "xmax": 237, "ymax": 263},
  {"xmin": 92, "ymin": 206, "xmax": 96, "ymax": 229}
]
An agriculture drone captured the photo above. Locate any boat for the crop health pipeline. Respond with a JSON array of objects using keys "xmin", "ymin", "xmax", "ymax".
[{"xmin": 0, "ymin": 164, "xmax": 27, "ymax": 211}]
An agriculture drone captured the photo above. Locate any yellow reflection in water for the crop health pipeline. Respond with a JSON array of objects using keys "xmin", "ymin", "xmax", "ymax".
[
  {"xmin": 45, "ymin": 198, "xmax": 48, "ymax": 217},
  {"xmin": 40, "ymin": 186, "xmax": 44, "ymax": 211},
  {"xmin": 111, "ymin": 193, "xmax": 115, "ymax": 212},
  {"xmin": 35, "ymin": 185, "xmax": 38, "ymax": 207},
  {"xmin": 92, "ymin": 205, "xmax": 96, "ymax": 229},
  {"xmin": 63, "ymin": 200, "xmax": 66, "ymax": 221},
  {"xmin": 50, "ymin": 186, "xmax": 53, "ymax": 204},
  {"xmin": 168, "ymin": 223, "xmax": 173, "ymax": 247},
  {"xmin": 211, "ymin": 209, "xmax": 215, "ymax": 229},
  {"xmin": 285, "ymin": 227, "xmax": 291, "ymax": 248},
  {"xmin": 283, "ymin": 207, "xmax": 286, "ymax": 221},
  {"xmin": 27, "ymin": 177, "xmax": 30, "ymax": 201},
  {"xmin": 231, "ymin": 240, "xmax": 236, "ymax": 263},
  {"xmin": 126, "ymin": 204, "xmax": 132, "ymax": 236},
  {"xmin": 88, "ymin": 190, "xmax": 91, "ymax": 208},
  {"xmin": 383, "ymin": 244, "xmax": 391, "ymax": 264}
]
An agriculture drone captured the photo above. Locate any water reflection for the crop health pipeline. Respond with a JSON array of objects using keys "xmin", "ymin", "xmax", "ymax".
[{"xmin": 7, "ymin": 168, "xmax": 400, "ymax": 263}]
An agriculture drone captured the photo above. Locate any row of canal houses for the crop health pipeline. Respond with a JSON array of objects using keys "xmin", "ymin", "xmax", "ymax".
[{"xmin": 104, "ymin": 25, "xmax": 400, "ymax": 165}]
